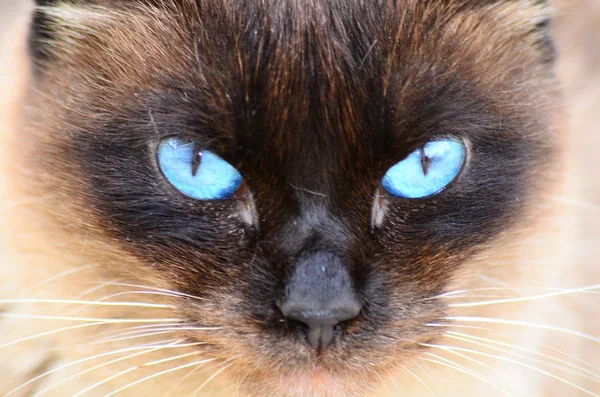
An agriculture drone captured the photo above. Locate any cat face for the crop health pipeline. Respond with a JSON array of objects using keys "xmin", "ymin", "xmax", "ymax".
[{"xmin": 14, "ymin": 0, "xmax": 564, "ymax": 395}]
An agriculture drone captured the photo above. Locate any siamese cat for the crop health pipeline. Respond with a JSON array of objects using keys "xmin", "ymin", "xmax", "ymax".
[{"xmin": 0, "ymin": 0, "xmax": 596, "ymax": 396}]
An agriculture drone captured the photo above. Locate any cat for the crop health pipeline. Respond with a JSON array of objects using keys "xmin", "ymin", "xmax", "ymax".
[{"xmin": 0, "ymin": 0, "xmax": 597, "ymax": 396}]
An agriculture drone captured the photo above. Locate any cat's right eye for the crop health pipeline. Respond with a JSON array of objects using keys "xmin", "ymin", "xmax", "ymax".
[
  {"xmin": 157, "ymin": 138, "xmax": 243, "ymax": 200},
  {"xmin": 381, "ymin": 138, "xmax": 466, "ymax": 199}
]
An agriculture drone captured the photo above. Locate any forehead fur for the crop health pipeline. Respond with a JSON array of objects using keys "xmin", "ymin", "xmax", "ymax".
[
  {"xmin": 35, "ymin": 0, "xmax": 551, "ymax": 87},
  {"xmin": 31, "ymin": 0, "xmax": 555, "ymax": 170}
]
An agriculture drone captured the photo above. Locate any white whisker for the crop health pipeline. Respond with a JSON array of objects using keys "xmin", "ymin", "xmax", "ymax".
[
  {"xmin": 402, "ymin": 364, "xmax": 439, "ymax": 396},
  {"xmin": 164, "ymin": 364, "xmax": 204, "ymax": 397},
  {"xmin": 414, "ymin": 361, "xmax": 448, "ymax": 397},
  {"xmin": 426, "ymin": 323, "xmax": 492, "ymax": 332},
  {"xmin": 16, "ymin": 339, "xmax": 183, "ymax": 397},
  {"xmin": 542, "ymin": 343, "xmax": 600, "ymax": 373},
  {"xmin": 0, "ymin": 322, "xmax": 119, "ymax": 350},
  {"xmin": 425, "ymin": 343, "xmax": 600, "ymax": 396},
  {"xmin": 446, "ymin": 331, "xmax": 600, "ymax": 382},
  {"xmin": 0, "ymin": 313, "xmax": 179, "ymax": 323},
  {"xmin": 60, "ymin": 279, "xmax": 124, "ymax": 315},
  {"xmin": 99, "ymin": 358, "xmax": 216, "ymax": 397},
  {"xmin": 101, "ymin": 325, "xmax": 218, "ymax": 340},
  {"xmin": 68, "ymin": 345, "xmax": 208, "ymax": 397},
  {"xmin": 0, "ymin": 298, "xmax": 174, "ymax": 309},
  {"xmin": 422, "ymin": 354, "xmax": 516, "ymax": 397},
  {"xmin": 190, "ymin": 360, "xmax": 235, "ymax": 397},
  {"xmin": 424, "ymin": 346, "xmax": 532, "ymax": 397},
  {"xmin": 446, "ymin": 316, "xmax": 600, "ymax": 344},
  {"xmin": 100, "ymin": 283, "xmax": 208, "ymax": 301},
  {"xmin": 448, "ymin": 284, "xmax": 600, "ymax": 308},
  {"xmin": 141, "ymin": 351, "xmax": 201, "ymax": 367},
  {"xmin": 94, "ymin": 323, "xmax": 185, "ymax": 339},
  {"xmin": 57, "ymin": 329, "xmax": 192, "ymax": 350},
  {"xmin": 77, "ymin": 290, "xmax": 183, "ymax": 304},
  {"xmin": 20, "ymin": 264, "xmax": 99, "ymax": 295}
]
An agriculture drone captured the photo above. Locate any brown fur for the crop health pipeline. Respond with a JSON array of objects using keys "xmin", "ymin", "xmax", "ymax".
[{"xmin": 0, "ymin": 0, "xmax": 597, "ymax": 396}]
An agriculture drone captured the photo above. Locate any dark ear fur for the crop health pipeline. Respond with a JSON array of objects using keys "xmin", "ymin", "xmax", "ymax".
[
  {"xmin": 29, "ymin": 0, "xmax": 61, "ymax": 69},
  {"xmin": 27, "ymin": 0, "xmax": 557, "ymax": 70},
  {"xmin": 535, "ymin": 18, "xmax": 556, "ymax": 63},
  {"xmin": 28, "ymin": 0, "xmax": 149, "ymax": 70}
]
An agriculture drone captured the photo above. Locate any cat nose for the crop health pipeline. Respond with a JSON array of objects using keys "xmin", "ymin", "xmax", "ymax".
[
  {"xmin": 279, "ymin": 297, "xmax": 362, "ymax": 351},
  {"xmin": 278, "ymin": 251, "xmax": 362, "ymax": 351}
]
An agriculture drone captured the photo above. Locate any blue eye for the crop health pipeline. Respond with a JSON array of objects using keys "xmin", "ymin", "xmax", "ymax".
[
  {"xmin": 157, "ymin": 138, "xmax": 243, "ymax": 200},
  {"xmin": 381, "ymin": 139, "xmax": 466, "ymax": 199}
]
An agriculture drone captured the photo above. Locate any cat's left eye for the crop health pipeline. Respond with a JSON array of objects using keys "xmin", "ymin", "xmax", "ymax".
[
  {"xmin": 157, "ymin": 138, "xmax": 243, "ymax": 200},
  {"xmin": 381, "ymin": 138, "xmax": 466, "ymax": 199}
]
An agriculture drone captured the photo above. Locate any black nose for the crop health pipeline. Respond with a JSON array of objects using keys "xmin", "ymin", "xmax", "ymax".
[
  {"xmin": 279, "ymin": 298, "xmax": 361, "ymax": 351},
  {"xmin": 278, "ymin": 251, "xmax": 362, "ymax": 351}
]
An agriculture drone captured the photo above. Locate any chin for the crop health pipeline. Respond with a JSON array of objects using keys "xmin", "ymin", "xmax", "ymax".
[{"xmin": 237, "ymin": 368, "xmax": 376, "ymax": 397}]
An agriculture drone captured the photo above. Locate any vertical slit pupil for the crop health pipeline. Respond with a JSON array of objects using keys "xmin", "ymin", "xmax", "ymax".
[
  {"xmin": 191, "ymin": 149, "xmax": 202, "ymax": 177},
  {"xmin": 420, "ymin": 147, "xmax": 432, "ymax": 175}
]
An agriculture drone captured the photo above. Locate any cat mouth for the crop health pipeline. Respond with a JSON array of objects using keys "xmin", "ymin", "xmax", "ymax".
[{"xmin": 240, "ymin": 365, "xmax": 373, "ymax": 397}]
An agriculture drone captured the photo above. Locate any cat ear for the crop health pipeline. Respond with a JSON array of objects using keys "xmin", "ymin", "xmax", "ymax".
[
  {"xmin": 468, "ymin": 0, "xmax": 555, "ymax": 64},
  {"xmin": 534, "ymin": 18, "xmax": 556, "ymax": 64},
  {"xmin": 29, "ymin": 0, "xmax": 64, "ymax": 69},
  {"xmin": 29, "ymin": 0, "xmax": 107, "ymax": 71},
  {"xmin": 29, "ymin": 0, "xmax": 154, "ymax": 70}
]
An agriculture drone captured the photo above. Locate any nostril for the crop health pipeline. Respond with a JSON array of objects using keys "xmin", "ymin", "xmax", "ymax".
[{"xmin": 278, "ymin": 299, "xmax": 362, "ymax": 351}]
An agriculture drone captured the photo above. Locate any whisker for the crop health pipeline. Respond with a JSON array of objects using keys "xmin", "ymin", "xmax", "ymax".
[
  {"xmin": 58, "ymin": 279, "xmax": 125, "ymax": 315},
  {"xmin": 446, "ymin": 316, "xmax": 600, "ymax": 344},
  {"xmin": 426, "ymin": 323, "xmax": 493, "ymax": 332},
  {"xmin": 448, "ymin": 284, "xmax": 600, "ymax": 308},
  {"xmin": 44, "ymin": 324, "xmax": 186, "ymax": 351},
  {"xmin": 164, "ymin": 364, "xmax": 203, "ymax": 397},
  {"xmin": 35, "ymin": 341, "xmax": 192, "ymax": 396},
  {"xmin": 431, "ymin": 285, "xmax": 600, "ymax": 302},
  {"xmin": 77, "ymin": 290, "xmax": 184, "ymax": 303},
  {"xmin": 103, "ymin": 325, "xmax": 219, "ymax": 340},
  {"xmin": 446, "ymin": 331, "xmax": 600, "ymax": 382},
  {"xmin": 100, "ymin": 282, "xmax": 208, "ymax": 302},
  {"xmin": 71, "ymin": 279, "xmax": 124, "ymax": 300},
  {"xmin": 414, "ymin": 361, "xmax": 448, "ymax": 397},
  {"xmin": 425, "ymin": 343, "xmax": 600, "ymax": 396},
  {"xmin": 402, "ymin": 364, "xmax": 439, "ymax": 396},
  {"xmin": 20, "ymin": 264, "xmax": 99, "ymax": 295},
  {"xmin": 99, "ymin": 358, "xmax": 216, "ymax": 397},
  {"xmin": 68, "ymin": 345, "xmax": 208, "ymax": 397},
  {"xmin": 54, "ymin": 329, "xmax": 192, "ymax": 351},
  {"xmin": 372, "ymin": 368, "xmax": 386, "ymax": 388},
  {"xmin": 141, "ymin": 351, "xmax": 201, "ymax": 367},
  {"xmin": 0, "ymin": 298, "xmax": 174, "ymax": 309},
  {"xmin": 424, "ymin": 346, "xmax": 532, "ymax": 397},
  {"xmin": 93, "ymin": 330, "xmax": 177, "ymax": 345},
  {"xmin": 422, "ymin": 354, "xmax": 516, "ymax": 397},
  {"xmin": 0, "ymin": 313, "xmax": 180, "ymax": 323},
  {"xmin": 12, "ymin": 339, "xmax": 184, "ymax": 397},
  {"xmin": 93, "ymin": 323, "xmax": 185, "ymax": 339},
  {"xmin": 542, "ymin": 343, "xmax": 600, "ymax": 373},
  {"xmin": 0, "ymin": 322, "xmax": 125, "ymax": 350},
  {"xmin": 190, "ymin": 359, "xmax": 235, "ymax": 397}
]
